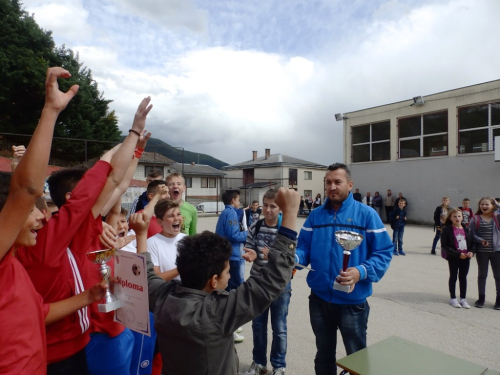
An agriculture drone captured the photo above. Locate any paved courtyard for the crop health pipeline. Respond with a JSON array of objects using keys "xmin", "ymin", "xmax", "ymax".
[{"xmin": 197, "ymin": 216, "xmax": 500, "ymax": 374}]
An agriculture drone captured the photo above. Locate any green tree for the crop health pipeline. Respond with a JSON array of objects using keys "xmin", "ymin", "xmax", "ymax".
[{"xmin": 0, "ymin": 0, "xmax": 120, "ymax": 164}]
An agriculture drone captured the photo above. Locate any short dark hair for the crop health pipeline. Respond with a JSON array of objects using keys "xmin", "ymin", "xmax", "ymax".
[
  {"xmin": 222, "ymin": 189, "xmax": 240, "ymax": 205},
  {"xmin": 327, "ymin": 163, "xmax": 351, "ymax": 180},
  {"xmin": 47, "ymin": 166, "xmax": 88, "ymax": 208},
  {"xmin": 462, "ymin": 198, "xmax": 470, "ymax": 202},
  {"xmin": 154, "ymin": 199, "xmax": 179, "ymax": 220},
  {"xmin": 120, "ymin": 207, "xmax": 128, "ymax": 216},
  {"xmin": 176, "ymin": 231, "xmax": 232, "ymax": 290},
  {"xmin": 0, "ymin": 172, "xmax": 12, "ymax": 211},
  {"xmin": 146, "ymin": 180, "xmax": 166, "ymax": 196},
  {"xmin": 263, "ymin": 189, "xmax": 278, "ymax": 202},
  {"xmin": 252, "ymin": 200, "xmax": 259, "ymax": 204},
  {"xmin": 147, "ymin": 169, "xmax": 163, "ymax": 179}
]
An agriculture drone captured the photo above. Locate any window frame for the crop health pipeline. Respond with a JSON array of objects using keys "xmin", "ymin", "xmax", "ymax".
[
  {"xmin": 398, "ymin": 110, "xmax": 448, "ymax": 159},
  {"xmin": 351, "ymin": 120, "xmax": 391, "ymax": 163},
  {"xmin": 304, "ymin": 171, "xmax": 312, "ymax": 180},
  {"xmin": 458, "ymin": 102, "xmax": 500, "ymax": 154}
]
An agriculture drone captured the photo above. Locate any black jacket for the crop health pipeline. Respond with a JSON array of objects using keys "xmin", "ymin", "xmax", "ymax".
[{"xmin": 440, "ymin": 224, "xmax": 473, "ymax": 259}]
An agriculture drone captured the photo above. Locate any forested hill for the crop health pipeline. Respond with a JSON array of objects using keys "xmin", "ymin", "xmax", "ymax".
[{"xmin": 120, "ymin": 136, "xmax": 228, "ymax": 170}]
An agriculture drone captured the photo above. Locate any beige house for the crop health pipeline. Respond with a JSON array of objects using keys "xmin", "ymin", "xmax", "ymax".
[
  {"xmin": 171, "ymin": 162, "xmax": 226, "ymax": 200},
  {"xmin": 222, "ymin": 149, "xmax": 327, "ymax": 205},
  {"xmin": 340, "ymin": 79, "xmax": 500, "ymax": 224}
]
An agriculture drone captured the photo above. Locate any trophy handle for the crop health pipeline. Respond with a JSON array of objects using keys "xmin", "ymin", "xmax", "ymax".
[{"xmin": 342, "ymin": 250, "xmax": 351, "ymax": 272}]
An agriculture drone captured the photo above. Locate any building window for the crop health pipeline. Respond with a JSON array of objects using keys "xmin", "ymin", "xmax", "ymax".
[
  {"xmin": 144, "ymin": 165, "xmax": 164, "ymax": 177},
  {"xmin": 458, "ymin": 102, "xmax": 500, "ymax": 153},
  {"xmin": 304, "ymin": 171, "xmax": 312, "ymax": 180},
  {"xmin": 201, "ymin": 177, "xmax": 216, "ymax": 188},
  {"xmin": 398, "ymin": 111, "xmax": 448, "ymax": 158},
  {"xmin": 351, "ymin": 121, "xmax": 390, "ymax": 163},
  {"xmin": 185, "ymin": 177, "xmax": 192, "ymax": 188},
  {"xmin": 209, "ymin": 178, "xmax": 216, "ymax": 188},
  {"xmin": 289, "ymin": 169, "xmax": 297, "ymax": 185},
  {"xmin": 201, "ymin": 178, "xmax": 208, "ymax": 188}
]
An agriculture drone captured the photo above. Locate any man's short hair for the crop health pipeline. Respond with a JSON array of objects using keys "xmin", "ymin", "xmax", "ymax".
[
  {"xmin": 147, "ymin": 169, "xmax": 163, "ymax": 179},
  {"xmin": 462, "ymin": 198, "xmax": 470, "ymax": 202},
  {"xmin": 222, "ymin": 190, "xmax": 240, "ymax": 205},
  {"xmin": 252, "ymin": 200, "xmax": 259, "ymax": 204},
  {"xmin": 47, "ymin": 166, "xmax": 88, "ymax": 208},
  {"xmin": 263, "ymin": 189, "xmax": 278, "ymax": 202},
  {"xmin": 146, "ymin": 180, "xmax": 167, "ymax": 196},
  {"xmin": 176, "ymin": 231, "xmax": 232, "ymax": 290},
  {"xmin": 0, "ymin": 171, "xmax": 12, "ymax": 211},
  {"xmin": 154, "ymin": 199, "xmax": 179, "ymax": 220},
  {"xmin": 166, "ymin": 172, "xmax": 185, "ymax": 185},
  {"xmin": 327, "ymin": 163, "xmax": 351, "ymax": 181}
]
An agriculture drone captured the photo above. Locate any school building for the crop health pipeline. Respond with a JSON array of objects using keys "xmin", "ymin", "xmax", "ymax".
[{"xmin": 340, "ymin": 79, "xmax": 500, "ymax": 224}]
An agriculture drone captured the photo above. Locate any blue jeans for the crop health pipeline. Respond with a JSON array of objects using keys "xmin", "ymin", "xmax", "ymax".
[
  {"xmin": 309, "ymin": 291, "xmax": 369, "ymax": 375},
  {"xmin": 392, "ymin": 226, "xmax": 404, "ymax": 252},
  {"xmin": 227, "ymin": 259, "xmax": 245, "ymax": 291},
  {"xmin": 431, "ymin": 228, "xmax": 442, "ymax": 252},
  {"xmin": 252, "ymin": 282, "xmax": 292, "ymax": 369}
]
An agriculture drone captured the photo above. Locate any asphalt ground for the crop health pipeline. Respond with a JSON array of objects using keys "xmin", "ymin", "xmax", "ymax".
[{"xmin": 197, "ymin": 215, "xmax": 500, "ymax": 374}]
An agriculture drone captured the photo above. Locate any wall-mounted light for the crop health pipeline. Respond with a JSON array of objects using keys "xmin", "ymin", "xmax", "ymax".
[
  {"xmin": 335, "ymin": 113, "xmax": 348, "ymax": 121},
  {"xmin": 412, "ymin": 96, "xmax": 425, "ymax": 106}
]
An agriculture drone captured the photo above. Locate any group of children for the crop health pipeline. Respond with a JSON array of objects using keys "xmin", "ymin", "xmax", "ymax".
[
  {"xmin": 434, "ymin": 197, "xmax": 500, "ymax": 310},
  {"xmin": 0, "ymin": 66, "xmax": 301, "ymax": 375}
]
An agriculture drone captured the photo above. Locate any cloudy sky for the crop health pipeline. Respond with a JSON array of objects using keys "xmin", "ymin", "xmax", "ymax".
[{"xmin": 22, "ymin": 0, "xmax": 500, "ymax": 165}]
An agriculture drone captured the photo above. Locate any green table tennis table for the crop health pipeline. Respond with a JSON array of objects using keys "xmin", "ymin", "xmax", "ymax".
[{"xmin": 336, "ymin": 336, "xmax": 499, "ymax": 375}]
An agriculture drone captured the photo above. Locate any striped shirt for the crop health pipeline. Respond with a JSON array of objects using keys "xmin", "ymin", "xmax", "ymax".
[
  {"xmin": 477, "ymin": 217, "xmax": 494, "ymax": 252},
  {"xmin": 245, "ymin": 220, "xmax": 278, "ymax": 277}
]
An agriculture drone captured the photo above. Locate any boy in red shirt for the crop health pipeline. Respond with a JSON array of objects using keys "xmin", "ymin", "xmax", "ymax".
[{"xmin": 0, "ymin": 67, "xmax": 108, "ymax": 375}]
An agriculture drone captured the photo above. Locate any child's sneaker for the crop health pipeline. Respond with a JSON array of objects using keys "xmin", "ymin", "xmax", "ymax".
[
  {"xmin": 233, "ymin": 331, "xmax": 245, "ymax": 343},
  {"xmin": 271, "ymin": 368, "xmax": 286, "ymax": 375},
  {"xmin": 450, "ymin": 298, "xmax": 461, "ymax": 308},
  {"xmin": 398, "ymin": 250, "xmax": 406, "ymax": 256},
  {"xmin": 243, "ymin": 361, "xmax": 268, "ymax": 375},
  {"xmin": 236, "ymin": 326, "xmax": 243, "ymax": 333},
  {"xmin": 459, "ymin": 299, "xmax": 470, "ymax": 309},
  {"xmin": 475, "ymin": 295, "xmax": 485, "ymax": 308},
  {"xmin": 393, "ymin": 250, "xmax": 399, "ymax": 256}
]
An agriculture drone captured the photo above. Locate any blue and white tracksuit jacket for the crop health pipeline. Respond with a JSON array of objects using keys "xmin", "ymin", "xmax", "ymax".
[
  {"xmin": 215, "ymin": 205, "xmax": 248, "ymax": 261},
  {"xmin": 296, "ymin": 193, "xmax": 393, "ymax": 305}
]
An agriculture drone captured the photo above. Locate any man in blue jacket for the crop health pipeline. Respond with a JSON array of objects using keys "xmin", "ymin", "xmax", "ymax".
[
  {"xmin": 295, "ymin": 163, "xmax": 393, "ymax": 375},
  {"xmin": 216, "ymin": 189, "xmax": 248, "ymax": 342}
]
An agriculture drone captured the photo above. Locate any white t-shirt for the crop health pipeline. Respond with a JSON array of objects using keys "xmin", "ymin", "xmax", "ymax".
[
  {"xmin": 147, "ymin": 233, "xmax": 187, "ymax": 280},
  {"xmin": 120, "ymin": 229, "xmax": 137, "ymax": 253}
]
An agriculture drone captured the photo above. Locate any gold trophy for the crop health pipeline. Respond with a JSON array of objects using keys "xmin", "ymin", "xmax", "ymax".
[
  {"xmin": 87, "ymin": 248, "xmax": 122, "ymax": 312},
  {"xmin": 333, "ymin": 230, "xmax": 364, "ymax": 293}
]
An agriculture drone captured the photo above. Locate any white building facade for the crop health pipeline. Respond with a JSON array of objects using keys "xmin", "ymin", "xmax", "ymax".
[{"xmin": 342, "ymin": 80, "xmax": 500, "ymax": 224}]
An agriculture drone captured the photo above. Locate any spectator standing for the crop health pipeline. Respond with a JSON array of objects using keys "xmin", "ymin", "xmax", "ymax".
[
  {"xmin": 299, "ymin": 196, "xmax": 305, "ymax": 215},
  {"xmin": 313, "ymin": 193, "xmax": 322, "ymax": 209},
  {"xmin": 305, "ymin": 194, "xmax": 313, "ymax": 212},
  {"xmin": 431, "ymin": 197, "xmax": 451, "ymax": 255},
  {"xmin": 384, "ymin": 189, "xmax": 395, "ymax": 223},
  {"xmin": 459, "ymin": 198, "xmax": 474, "ymax": 228},
  {"xmin": 372, "ymin": 191, "xmax": 383, "ymax": 218},
  {"xmin": 389, "ymin": 199, "xmax": 407, "ymax": 256},
  {"xmin": 353, "ymin": 189, "xmax": 362, "ymax": 202},
  {"xmin": 362, "ymin": 192, "xmax": 373, "ymax": 207},
  {"xmin": 394, "ymin": 192, "xmax": 408, "ymax": 208}
]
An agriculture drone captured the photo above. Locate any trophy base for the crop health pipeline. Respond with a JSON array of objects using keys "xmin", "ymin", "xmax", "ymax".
[
  {"xmin": 98, "ymin": 299, "xmax": 122, "ymax": 313},
  {"xmin": 333, "ymin": 280, "xmax": 351, "ymax": 293}
]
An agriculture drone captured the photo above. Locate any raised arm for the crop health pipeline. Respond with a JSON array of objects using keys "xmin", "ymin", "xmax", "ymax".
[
  {"xmin": 0, "ymin": 67, "xmax": 78, "ymax": 259},
  {"xmin": 100, "ymin": 130, "xmax": 152, "ymax": 216},
  {"xmin": 91, "ymin": 97, "xmax": 153, "ymax": 219}
]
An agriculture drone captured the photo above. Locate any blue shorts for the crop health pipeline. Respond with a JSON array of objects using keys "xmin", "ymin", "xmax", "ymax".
[
  {"xmin": 86, "ymin": 328, "xmax": 134, "ymax": 375},
  {"xmin": 130, "ymin": 312, "xmax": 158, "ymax": 374}
]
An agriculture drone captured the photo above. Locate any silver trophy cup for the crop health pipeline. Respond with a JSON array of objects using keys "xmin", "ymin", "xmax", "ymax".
[
  {"xmin": 87, "ymin": 248, "xmax": 122, "ymax": 313},
  {"xmin": 333, "ymin": 230, "xmax": 364, "ymax": 293}
]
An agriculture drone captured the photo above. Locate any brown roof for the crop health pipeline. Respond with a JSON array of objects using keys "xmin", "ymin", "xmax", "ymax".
[{"xmin": 139, "ymin": 152, "xmax": 175, "ymax": 164}]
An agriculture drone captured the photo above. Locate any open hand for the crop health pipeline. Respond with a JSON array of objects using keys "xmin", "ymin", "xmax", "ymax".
[
  {"xmin": 137, "ymin": 130, "xmax": 152, "ymax": 149},
  {"xmin": 131, "ymin": 97, "xmax": 153, "ymax": 133},
  {"xmin": 116, "ymin": 234, "xmax": 136, "ymax": 249}
]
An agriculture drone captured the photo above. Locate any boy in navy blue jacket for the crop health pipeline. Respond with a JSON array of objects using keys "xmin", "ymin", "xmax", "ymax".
[{"xmin": 389, "ymin": 199, "xmax": 407, "ymax": 256}]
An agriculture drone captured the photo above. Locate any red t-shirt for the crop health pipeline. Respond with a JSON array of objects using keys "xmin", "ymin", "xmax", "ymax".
[
  {"xmin": 16, "ymin": 160, "xmax": 112, "ymax": 363},
  {"xmin": 136, "ymin": 209, "xmax": 162, "ymax": 238},
  {"xmin": 0, "ymin": 251, "xmax": 50, "ymax": 374}
]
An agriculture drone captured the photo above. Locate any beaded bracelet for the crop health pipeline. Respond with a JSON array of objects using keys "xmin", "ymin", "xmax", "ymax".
[{"xmin": 129, "ymin": 129, "xmax": 141, "ymax": 137}]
